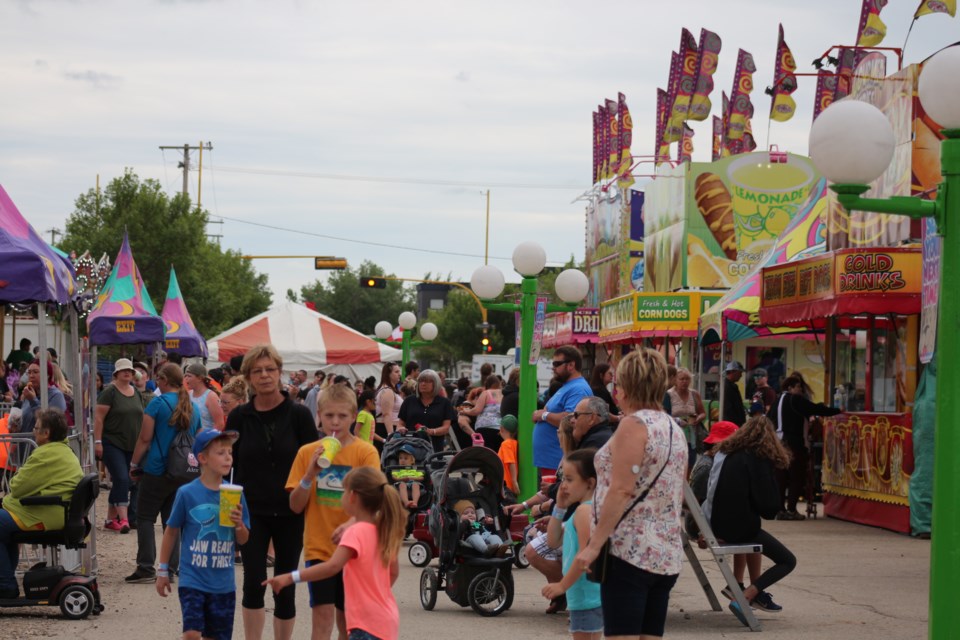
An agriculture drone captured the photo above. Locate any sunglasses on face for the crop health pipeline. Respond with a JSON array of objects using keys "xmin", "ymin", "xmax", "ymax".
[
  {"xmin": 572, "ymin": 411, "xmax": 595, "ymax": 419},
  {"xmin": 551, "ymin": 360, "xmax": 570, "ymax": 369}
]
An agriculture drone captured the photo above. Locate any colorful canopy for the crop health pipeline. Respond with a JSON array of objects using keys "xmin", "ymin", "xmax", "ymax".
[
  {"xmin": 207, "ymin": 300, "xmax": 403, "ymax": 371},
  {"xmin": 158, "ymin": 266, "xmax": 207, "ymax": 357},
  {"xmin": 0, "ymin": 184, "xmax": 77, "ymax": 305},
  {"xmin": 87, "ymin": 232, "xmax": 165, "ymax": 346},
  {"xmin": 699, "ymin": 178, "xmax": 830, "ymax": 344}
]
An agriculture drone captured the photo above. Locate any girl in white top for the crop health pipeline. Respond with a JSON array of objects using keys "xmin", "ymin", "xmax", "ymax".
[{"xmin": 184, "ymin": 363, "xmax": 224, "ymax": 431}]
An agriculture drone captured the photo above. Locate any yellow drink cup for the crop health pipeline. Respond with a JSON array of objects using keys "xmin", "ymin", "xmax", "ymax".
[
  {"xmin": 219, "ymin": 484, "xmax": 243, "ymax": 527},
  {"xmin": 317, "ymin": 437, "xmax": 342, "ymax": 469}
]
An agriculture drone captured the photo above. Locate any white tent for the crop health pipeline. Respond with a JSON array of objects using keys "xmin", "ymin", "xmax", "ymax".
[{"xmin": 207, "ymin": 300, "xmax": 402, "ymax": 379}]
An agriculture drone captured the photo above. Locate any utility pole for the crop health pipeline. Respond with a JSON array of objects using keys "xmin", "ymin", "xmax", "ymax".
[
  {"xmin": 46, "ymin": 228, "xmax": 61, "ymax": 245},
  {"xmin": 484, "ymin": 189, "xmax": 491, "ymax": 265},
  {"xmin": 159, "ymin": 142, "xmax": 213, "ymax": 197}
]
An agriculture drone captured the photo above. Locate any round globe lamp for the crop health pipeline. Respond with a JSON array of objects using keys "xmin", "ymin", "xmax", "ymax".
[
  {"xmin": 374, "ymin": 321, "xmax": 393, "ymax": 340},
  {"xmin": 554, "ymin": 269, "xmax": 590, "ymax": 303},
  {"xmin": 398, "ymin": 311, "xmax": 417, "ymax": 331},
  {"xmin": 809, "ymin": 100, "xmax": 895, "ymax": 185},
  {"xmin": 512, "ymin": 241, "xmax": 547, "ymax": 277},
  {"xmin": 919, "ymin": 46, "xmax": 960, "ymax": 130},
  {"xmin": 470, "ymin": 265, "xmax": 506, "ymax": 299}
]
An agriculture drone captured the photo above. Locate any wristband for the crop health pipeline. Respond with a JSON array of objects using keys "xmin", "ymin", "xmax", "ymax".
[
  {"xmin": 158, "ymin": 562, "xmax": 169, "ymax": 570},
  {"xmin": 542, "ymin": 411, "xmax": 550, "ymax": 421},
  {"xmin": 299, "ymin": 478, "xmax": 312, "ymax": 490},
  {"xmin": 94, "ymin": 440, "xmax": 102, "ymax": 444},
  {"xmin": 157, "ymin": 570, "xmax": 169, "ymax": 578},
  {"xmin": 521, "ymin": 501, "xmax": 528, "ymax": 510},
  {"xmin": 292, "ymin": 570, "xmax": 302, "ymax": 584},
  {"xmin": 551, "ymin": 507, "xmax": 567, "ymax": 519},
  {"xmin": 130, "ymin": 462, "xmax": 141, "ymax": 469}
]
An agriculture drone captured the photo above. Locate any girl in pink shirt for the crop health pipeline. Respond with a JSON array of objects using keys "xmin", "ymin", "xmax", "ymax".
[{"xmin": 265, "ymin": 467, "xmax": 405, "ymax": 640}]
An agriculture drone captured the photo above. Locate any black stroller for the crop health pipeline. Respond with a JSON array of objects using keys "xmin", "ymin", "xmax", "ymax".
[
  {"xmin": 381, "ymin": 432, "xmax": 433, "ymax": 549},
  {"xmin": 419, "ymin": 447, "xmax": 514, "ymax": 617}
]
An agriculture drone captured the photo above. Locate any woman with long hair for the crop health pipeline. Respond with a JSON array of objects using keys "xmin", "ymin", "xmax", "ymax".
[
  {"xmin": 229, "ymin": 344, "xmax": 318, "ymax": 640},
  {"xmin": 373, "ymin": 362, "xmax": 402, "ymax": 453},
  {"xmin": 184, "ymin": 363, "xmax": 224, "ymax": 431},
  {"xmin": 457, "ymin": 374, "xmax": 504, "ymax": 450},
  {"xmin": 668, "ymin": 367, "xmax": 707, "ymax": 469},
  {"xmin": 589, "ymin": 363, "xmax": 620, "ymax": 425},
  {"xmin": 705, "ymin": 416, "xmax": 796, "ymax": 625},
  {"xmin": 18, "ymin": 360, "xmax": 67, "ymax": 433},
  {"xmin": 126, "ymin": 362, "xmax": 201, "ymax": 584},
  {"xmin": 575, "ymin": 349, "xmax": 687, "ymax": 639},
  {"xmin": 94, "ymin": 358, "xmax": 145, "ymax": 534}
]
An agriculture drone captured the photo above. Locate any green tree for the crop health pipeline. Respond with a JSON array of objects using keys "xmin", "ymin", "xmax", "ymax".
[
  {"xmin": 294, "ymin": 260, "xmax": 415, "ymax": 334},
  {"xmin": 60, "ymin": 170, "xmax": 272, "ymax": 338}
]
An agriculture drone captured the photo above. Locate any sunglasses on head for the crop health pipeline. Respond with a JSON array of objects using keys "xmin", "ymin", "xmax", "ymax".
[{"xmin": 552, "ymin": 360, "xmax": 570, "ymax": 368}]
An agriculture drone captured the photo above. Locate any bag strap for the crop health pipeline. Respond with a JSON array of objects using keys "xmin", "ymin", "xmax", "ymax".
[{"xmin": 595, "ymin": 421, "xmax": 675, "ymax": 530}]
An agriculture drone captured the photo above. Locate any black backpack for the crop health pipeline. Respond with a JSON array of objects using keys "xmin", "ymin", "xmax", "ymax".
[{"xmin": 159, "ymin": 397, "xmax": 200, "ymax": 484}]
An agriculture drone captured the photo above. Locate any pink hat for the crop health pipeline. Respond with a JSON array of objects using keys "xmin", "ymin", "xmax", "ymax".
[{"xmin": 703, "ymin": 421, "xmax": 738, "ymax": 444}]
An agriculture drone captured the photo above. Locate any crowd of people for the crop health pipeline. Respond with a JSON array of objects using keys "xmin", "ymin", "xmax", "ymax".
[{"xmin": 0, "ymin": 336, "xmax": 837, "ymax": 639}]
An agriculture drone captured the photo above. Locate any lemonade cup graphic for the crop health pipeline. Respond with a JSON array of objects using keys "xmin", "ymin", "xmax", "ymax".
[
  {"xmin": 726, "ymin": 155, "xmax": 815, "ymax": 258},
  {"xmin": 219, "ymin": 484, "xmax": 243, "ymax": 527}
]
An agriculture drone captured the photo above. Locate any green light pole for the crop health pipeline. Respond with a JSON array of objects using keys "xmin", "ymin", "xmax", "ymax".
[
  {"xmin": 470, "ymin": 241, "xmax": 589, "ymax": 499},
  {"xmin": 374, "ymin": 312, "xmax": 438, "ymax": 370},
  {"xmin": 807, "ymin": 47, "xmax": 960, "ymax": 639}
]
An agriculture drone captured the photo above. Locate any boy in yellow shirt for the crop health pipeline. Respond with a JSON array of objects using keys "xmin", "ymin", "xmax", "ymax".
[{"xmin": 287, "ymin": 384, "xmax": 379, "ymax": 640}]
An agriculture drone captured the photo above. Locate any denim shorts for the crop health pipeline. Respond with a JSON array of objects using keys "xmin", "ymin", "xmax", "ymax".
[{"xmin": 569, "ymin": 606, "xmax": 604, "ymax": 633}]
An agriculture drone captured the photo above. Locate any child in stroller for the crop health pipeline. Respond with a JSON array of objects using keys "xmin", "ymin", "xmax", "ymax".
[
  {"xmin": 395, "ymin": 446, "xmax": 424, "ymax": 508},
  {"xmin": 454, "ymin": 500, "xmax": 510, "ymax": 557}
]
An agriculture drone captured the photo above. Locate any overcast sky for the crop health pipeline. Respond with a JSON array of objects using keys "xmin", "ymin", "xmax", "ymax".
[{"xmin": 3, "ymin": 0, "xmax": 957, "ymax": 307}]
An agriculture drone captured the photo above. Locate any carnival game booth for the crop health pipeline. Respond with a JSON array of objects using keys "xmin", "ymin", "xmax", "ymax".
[
  {"xmin": 760, "ymin": 248, "xmax": 921, "ymax": 533},
  {"xmin": 207, "ymin": 300, "xmax": 403, "ymax": 380}
]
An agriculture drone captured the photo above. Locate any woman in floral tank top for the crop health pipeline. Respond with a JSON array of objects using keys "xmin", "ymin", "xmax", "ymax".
[{"xmin": 575, "ymin": 349, "xmax": 688, "ymax": 638}]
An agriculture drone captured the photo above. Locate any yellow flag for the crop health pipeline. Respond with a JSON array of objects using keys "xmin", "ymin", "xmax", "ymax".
[
  {"xmin": 770, "ymin": 94, "xmax": 797, "ymax": 123},
  {"xmin": 857, "ymin": 0, "xmax": 888, "ymax": 47},
  {"xmin": 915, "ymin": 0, "xmax": 956, "ymax": 17}
]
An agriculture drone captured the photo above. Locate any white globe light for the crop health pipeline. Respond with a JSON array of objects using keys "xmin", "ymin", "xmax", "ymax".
[
  {"xmin": 554, "ymin": 269, "xmax": 589, "ymax": 303},
  {"xmin": 809, "ymin": 100, "xmax": 895, "ymax": 185},
  {"xmin": 919, "ymin": 46, "xmax": 960, "ymax": 130},
  {"xmin": 420, "ymin": 322, "xmax": 438, "ymax": 341},
  {"xmin": 374, "ymin": 321, "xmax": 393, "ymax": 340},
  {"xmin": 470, "ymin": 265, "xmax": 506, "ymax": 299},
  {"xmin": 398, "ymin": 311, "xmax": 417, "ymax": 330},
  {"xmin": 512, "ymin": 241, "xmax": 547, "ymax": 277}
]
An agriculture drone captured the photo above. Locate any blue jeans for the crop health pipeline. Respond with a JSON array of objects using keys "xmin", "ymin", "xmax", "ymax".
[
  {"xmin": 101, "ymin": 440, "xmax": 135, "ymax": 510},
  {"xmin": 0, "ymin": 509, "xmax": 22, "ymax": 593}
]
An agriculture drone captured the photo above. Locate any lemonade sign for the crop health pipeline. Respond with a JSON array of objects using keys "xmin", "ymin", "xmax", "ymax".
[{"xmin": 685, "ymin": 152, "xmax": 819, "ymax": 289}]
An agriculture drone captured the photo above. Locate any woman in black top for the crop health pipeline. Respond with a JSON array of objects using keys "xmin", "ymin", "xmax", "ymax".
[
  {"xmin": 773, "ymin": 374, "xmax": 842, "ymax": 520},
  {"xmin": 707, "ymin": 415, "xmax": 795, "ymax": 623},
  {"xmin": 229, "ymin": 344, "xmax": 318, "ymax": 640},
  {"xmin": 589, "ymin": 363, "xmax": 621, "ymax": 425},
  {"xmin": 397, "ymin": 369, "xmax": 456, "ymax": 452}
]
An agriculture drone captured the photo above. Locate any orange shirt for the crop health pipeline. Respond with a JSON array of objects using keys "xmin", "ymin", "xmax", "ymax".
[{"xmin": 498, "ymin": 438, "xmax": 519, "ymax": 493}]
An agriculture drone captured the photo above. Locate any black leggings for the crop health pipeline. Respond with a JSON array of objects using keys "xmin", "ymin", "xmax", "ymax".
[
  {"xmin": 240, "ymin": 513, "xmax": 304, "ymax": 620},
  {"xmin": 744, "ymin": 528, "xmax": 796, "ymax": 592}
]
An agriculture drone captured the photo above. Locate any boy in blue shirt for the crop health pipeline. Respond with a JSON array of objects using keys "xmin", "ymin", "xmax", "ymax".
[{"xmin": 156, "ymin": 430, "xmax": 250, "ymax": 640}]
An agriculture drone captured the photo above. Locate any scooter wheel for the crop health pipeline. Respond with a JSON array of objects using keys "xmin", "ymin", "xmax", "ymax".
[{"xmin": 59, "ymin": 584, "xmax": 96, "ymax": 619}]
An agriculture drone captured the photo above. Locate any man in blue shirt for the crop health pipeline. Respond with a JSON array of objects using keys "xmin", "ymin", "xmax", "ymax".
[{"xmin": 531, "ymin": 346, "xmax": 592, "ymax": 474}]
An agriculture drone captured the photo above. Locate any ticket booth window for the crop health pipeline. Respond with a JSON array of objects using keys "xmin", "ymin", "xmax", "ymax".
[{"xmin": 833, "ymin": 318, "xmax": 904, "ymax": 412}]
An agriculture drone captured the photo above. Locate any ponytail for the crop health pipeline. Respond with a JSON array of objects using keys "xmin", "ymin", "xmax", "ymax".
[
  {"xmin": 157, "ymin": 363, "xmax": 194, "ymax": 431},
  {"xmin": 343, "ymin": 467, "xmax": 407, "ymax": 566}
]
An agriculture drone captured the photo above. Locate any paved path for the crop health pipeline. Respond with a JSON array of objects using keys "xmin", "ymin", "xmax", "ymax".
[{"xmin": 2, "ymin": 497, "xmax": 929, "ymax": 639}]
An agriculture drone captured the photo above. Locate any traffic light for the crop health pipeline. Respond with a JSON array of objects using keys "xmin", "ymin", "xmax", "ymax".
[
  {"xmin": 481, "ymin": 336, "xmax": 491, "ymax": 353},
  {"xmin": 315, "ymin": 257, "xmax": 348, "ymax": 270},
  {"xmin": 359, "ymin": 276, "xmax": 387, "ymax": 289}
]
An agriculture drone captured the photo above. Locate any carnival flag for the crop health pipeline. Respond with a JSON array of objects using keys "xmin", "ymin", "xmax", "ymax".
[
  {"xmin": 742, "ymin": 118, "xmax": 757, "ymax": 153},
  {"xmin": 856, "ymin": 0, "xmax": 888, "ymax": 47},
  {"xmin": 656, "ymin": 88, "xmax": 671, "ymax": 162},
  {"xmin": 712, "ymin": 115, "xmax": 722, "ymax": 161},
  {"xmin": 598, "ymin": 104, "xmax": 609, "ymax": 180},
  {"xmin": 834, "ymin": 47, "xmax": 863, "ymax": 101},
  {"xmin": 606, "ymin": 98, "xmax": 619, "ymax": 179},
  {"xmin": 721, "ymin": 91, "xmax": 733, "ymax": 157},
  {"xmin": 678, "ymin": 123, "xmax": 694, "ymax": 164},
  {"xmin": 768, "ymin": 24, "xmax": 798, "ymax": 123},
  {"xmin": 617, "ymin": 93, "xmax": 635, "ymax": 190},
  {"xmin": 727, "ymin": 49, "xmax": 756, "ymax": 141},
  {"xmin": 669, "ymin": 28, "xmax": 699, "ymax": 130},
  {"xmin": 689, "ymin": 28, "xmax": 722, "ymax": 121},
  {"xmin": 592, "ymin": 110, "xmax": 601, "ymax": 183},
  {"xmin": 915, "ymin": 0, "xmax": 956, "ymax": 17},
  {"xmin": 812, "ymin": 70, "xmax": 838, "ymax": 122},
  {"xmin": 664, "ymin": 51, "xmax": 684, "ymax": 143}
]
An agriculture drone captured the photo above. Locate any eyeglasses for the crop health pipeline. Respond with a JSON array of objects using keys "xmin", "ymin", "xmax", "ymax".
[
  {"xmin": 551, "ymin": 360, "xmax": 571, "ymax": 369},
  {"xmin": 572, "ymin": 411, "xmax": 595, "ymax": 419},
  {"xmin": 250, "ymin": 367, "xmax": 279, "ymax": 377}
]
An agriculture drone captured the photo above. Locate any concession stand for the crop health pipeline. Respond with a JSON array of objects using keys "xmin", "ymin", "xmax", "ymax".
[
  {"xmin": 760, "ymin": 247, "xmax": 922, "ymax": 533},
  {"xmin": 542, "ymin": 308, "xmax": 600, "ymax": 372}
]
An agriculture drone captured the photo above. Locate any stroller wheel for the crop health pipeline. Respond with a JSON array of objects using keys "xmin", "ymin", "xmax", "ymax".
[
  {"xmin": 513, "ymin": 542, "xmax": 530, "ymax": 569},
  {"xmin": 467, "ymin": 569, "xmax": 513, "ymax": 617},
  {"xmin": 420, "ymin": 568, "xmax": 438, "ymax": 611},
  {"xmin": 409, "ymin": 541, "xmax": 432, "ymax": 567}
]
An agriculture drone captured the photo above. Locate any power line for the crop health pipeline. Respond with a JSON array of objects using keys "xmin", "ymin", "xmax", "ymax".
[{"xmin": 210, "ymin": 165, "xmax": 580, "ymax": 191}]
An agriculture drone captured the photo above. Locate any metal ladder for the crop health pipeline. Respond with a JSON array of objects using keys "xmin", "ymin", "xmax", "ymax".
[{"xmin": 682, "ymin": 483, "xmax": 763, "ymax": 631}]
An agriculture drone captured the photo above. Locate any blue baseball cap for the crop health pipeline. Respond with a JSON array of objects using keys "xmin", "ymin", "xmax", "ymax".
[
  {"xmin": 193, "ymin": 429, "xmax": 240, "ymax": 457},
  {"xmin": 399, "ymin": 443, "xmax": 418, "ymax": 456}
]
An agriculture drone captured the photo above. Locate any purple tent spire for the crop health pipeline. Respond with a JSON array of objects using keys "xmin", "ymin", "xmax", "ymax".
[
  {"xmin": 159, "ymin": 266, "xmax": 207, "ymax": 357},
  {"xmin": 87, "ymin": 232, "xmax": 165, "ymax": 346},
  {"xmin": 0, "ymin": 184, "xmax": 77, "ymax": 304}
]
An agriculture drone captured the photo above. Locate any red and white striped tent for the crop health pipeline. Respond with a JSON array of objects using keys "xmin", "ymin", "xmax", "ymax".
[{"xmin": 207, "ymin": 300, "xmax": 402, "ymax": 378}]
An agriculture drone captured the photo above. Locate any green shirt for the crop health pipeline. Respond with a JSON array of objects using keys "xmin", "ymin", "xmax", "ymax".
[
  {"xmin": 355, "ymin": 410, "xmax": 375, "ymax": 443},
  {"xmin": 3, "ymin": 441, "xmax": 83, "ymax": 530},
  {"xmin": 97, "ymin": 384, "xmax": 144, "ymax": 451},
  {"xmin": 5, "ymin": 349, "xmax": 33, "ymax": 371}
]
